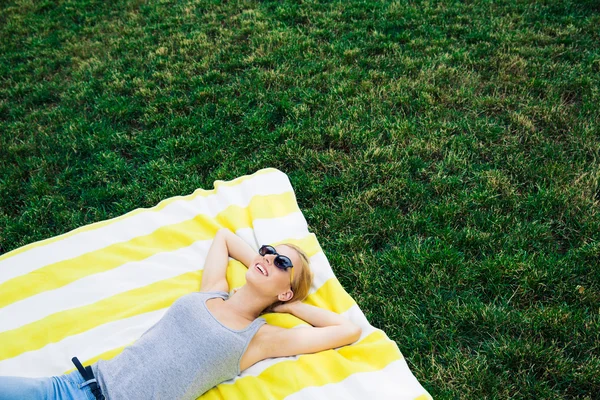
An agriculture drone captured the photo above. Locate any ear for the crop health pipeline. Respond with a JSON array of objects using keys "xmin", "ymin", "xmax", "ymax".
[{"xmin": 278, "ymin": 289, "xmax": 294, "ymax": 302}]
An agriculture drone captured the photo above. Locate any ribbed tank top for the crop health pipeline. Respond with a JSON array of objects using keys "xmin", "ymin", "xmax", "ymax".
[{"xmin": 91, "ymin": 291, "xmax": 267, "ymax": 400}]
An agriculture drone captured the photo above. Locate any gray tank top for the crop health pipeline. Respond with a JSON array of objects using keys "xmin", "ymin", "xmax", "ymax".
[{"xmin": 91, "ymin": 290, "xmax": 267, "ymax": 400}]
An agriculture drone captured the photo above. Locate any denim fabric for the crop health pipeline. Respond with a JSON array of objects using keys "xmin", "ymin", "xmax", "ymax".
[{"xmin": 0, "ymin": 369, "xmax": 97, "ymax": 400}]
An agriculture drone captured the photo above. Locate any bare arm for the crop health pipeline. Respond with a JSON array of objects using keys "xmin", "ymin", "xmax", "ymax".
[
  {"xmin": 199, "ymin": 230, "xmax": 229, "ymax": 292},
  {"xmin": 262, "ymin": 302, "xmax": 362, "ymax": 358},
  {"xmin": 283, "ymin": 301, "xmax": 359, "ymax": 329},
  {"xmin": 219, "ymin": 228, "xmax": 257, "ymax": 269},
  {"xmin": 200, "ymin": 228, "xmax": 256, "ymax": 292}
]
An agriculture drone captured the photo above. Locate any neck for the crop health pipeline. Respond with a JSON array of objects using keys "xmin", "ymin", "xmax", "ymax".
[{"xmin": 223, "ymin": 284, "xmax": 275, "ymax": 321}]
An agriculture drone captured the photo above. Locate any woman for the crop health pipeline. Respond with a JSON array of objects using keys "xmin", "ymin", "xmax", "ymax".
[{"xmin": 0, "ymin": 228, "xmax": 362, "ymax": 400}]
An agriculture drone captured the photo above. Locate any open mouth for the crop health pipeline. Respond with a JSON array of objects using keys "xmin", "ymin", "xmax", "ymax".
[{"xmin": 254, "ymin": 263, "xmax": 268, "ymax": 276}]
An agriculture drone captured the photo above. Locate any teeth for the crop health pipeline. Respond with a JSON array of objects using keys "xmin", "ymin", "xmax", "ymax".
[{"xmin": 256, "ymin": 264, "xmax": 267, "ymax": 276}]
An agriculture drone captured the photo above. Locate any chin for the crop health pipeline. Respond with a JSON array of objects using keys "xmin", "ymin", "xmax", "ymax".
[
  {"xmin": 245, "ymin": 272, "xmax": 262, "ymax": 287},
  {"xmin": 245, "ymin": 276, "xmax": 273, "ymax": 294}
]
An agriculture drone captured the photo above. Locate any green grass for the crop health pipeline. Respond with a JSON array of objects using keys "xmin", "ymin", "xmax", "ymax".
[{"xmin": 1, "ymin": 0, "xmax": 599, "ymax": 398}]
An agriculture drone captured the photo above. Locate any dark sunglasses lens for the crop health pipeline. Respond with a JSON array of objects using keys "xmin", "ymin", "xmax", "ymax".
[
  {"xmin": 258, "ymin": 245, "xmax": 275, "ymax": 256},
  {"xmin": 259, "ymin": 245, "xmax": 276, "ymax": 256},
  {"xmin": 275, "ymin": 255, "xmax": 293, "ymax": 270}
]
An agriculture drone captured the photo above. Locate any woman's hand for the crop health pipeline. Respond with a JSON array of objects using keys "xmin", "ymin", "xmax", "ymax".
[
  {"xmin": 272, "ymin": 301, "xmax": 302, "ymax": 314},
  {"xmin": 271, "ymin": 303, "xmax": 289, "ymax": 313}
]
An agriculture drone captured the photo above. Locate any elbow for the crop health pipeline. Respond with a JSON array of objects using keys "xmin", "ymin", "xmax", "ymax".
[
  {"xmin": 216, "ymin": 228, "xmax": 233, "ymax": 242},
  {"xmin": 217, "ymin": 228, "xmax": 231, "ymax": 235},
  {"xmin": 347, "ymin": 324, "xmax": 362, "ymax": 343}
]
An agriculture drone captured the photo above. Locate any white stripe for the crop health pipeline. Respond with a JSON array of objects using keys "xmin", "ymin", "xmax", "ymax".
[
  {"xmin": 240, "ymin": 212, "xmax": 310, "ymax": 248},
  {"xmin": 0, "ymin": 170, "xmax": 290, "ymax": 283}
]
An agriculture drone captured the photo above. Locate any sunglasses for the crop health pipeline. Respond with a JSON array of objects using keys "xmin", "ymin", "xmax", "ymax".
[{"xmin": 258, "ymin": 245, "xmax": 294, "ymax": 287}]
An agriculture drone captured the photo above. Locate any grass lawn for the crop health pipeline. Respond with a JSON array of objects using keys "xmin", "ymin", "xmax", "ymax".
[{"xmin": 1, "ymin": 0, "xmax": 599, "ymax": 398}]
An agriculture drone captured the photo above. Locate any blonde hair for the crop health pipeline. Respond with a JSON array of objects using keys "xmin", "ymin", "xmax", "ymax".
[{"xmin": 259, "ymin": 243, "xmax": 313, "ymax": 316}]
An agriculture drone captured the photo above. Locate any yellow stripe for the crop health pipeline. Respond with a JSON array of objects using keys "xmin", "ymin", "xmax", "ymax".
[
  {"xmin": 203, "ymin": 330, "xmax": 402, "ymax": 399},
  {"xmin": 0, "ymin": 168, "xmax": 279, "ymax": 262},
  {"xmin": 305, "ymin": 277, "xmax": 357, "ymax": 314},
  {"xmin": 0, "ymin": 191, "xmax": 301, "ymax": 308},
  {"xmin": 414, "ymin": 394, "xmax": 434, "ymax": 400}
]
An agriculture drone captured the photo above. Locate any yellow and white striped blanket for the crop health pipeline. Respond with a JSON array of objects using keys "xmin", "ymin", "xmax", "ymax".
[{"xmin": 0, "ymin": 167, "xmax": 432, "ymax": 399}]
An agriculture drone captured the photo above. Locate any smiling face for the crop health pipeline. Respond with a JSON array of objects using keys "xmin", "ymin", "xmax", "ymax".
[{"xmin": 248, "ymin": 245, "xmax": 302, "ymax": 297}]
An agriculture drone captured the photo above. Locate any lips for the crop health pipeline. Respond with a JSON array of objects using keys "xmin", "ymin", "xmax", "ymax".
[{"xmin": 255, "ymin": 263, "xmax": 268, "ymax": 276}]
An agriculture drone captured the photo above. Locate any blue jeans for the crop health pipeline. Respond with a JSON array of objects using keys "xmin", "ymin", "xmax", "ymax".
[{"xmin": 0, "ymin": 369, "xmax": 97, "ymax": 400}]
